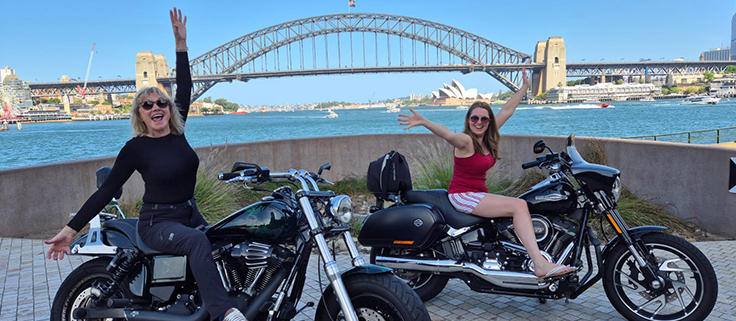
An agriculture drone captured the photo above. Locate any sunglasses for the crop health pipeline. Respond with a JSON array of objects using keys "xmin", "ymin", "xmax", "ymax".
[
  {"xmin": 469, "ymin": 115, "xmax": 490, "ymax": 124},
  {"xmin": 140, "ymin": 98, "xmax": 170, "ymax": 110}
]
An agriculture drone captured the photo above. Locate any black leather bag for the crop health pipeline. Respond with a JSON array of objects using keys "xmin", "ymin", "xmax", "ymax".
[{"xmin": 367, "ymin": 151, "xmax": 412, "ymax": 199}]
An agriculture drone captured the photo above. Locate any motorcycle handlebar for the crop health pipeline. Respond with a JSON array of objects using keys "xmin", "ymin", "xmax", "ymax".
[
  {"xmin": 218, "ymin": 172, "xmax": 241, "ymax": 180},
  {"xmin": 522, "ymin": 160, "xmax": 541, "ymax": 169}
]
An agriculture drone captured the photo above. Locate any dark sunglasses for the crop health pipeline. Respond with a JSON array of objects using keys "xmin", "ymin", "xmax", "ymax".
[
  {"xmin": 469, "ymin": 115, "xmax": 490, "ymax": 124},
  {"xmin": 140, "ymin": 98, "xmax": 170, "ymax": 110}
]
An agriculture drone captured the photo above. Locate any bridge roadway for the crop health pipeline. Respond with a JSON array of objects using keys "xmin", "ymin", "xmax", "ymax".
[
  {"xmin": 28, "ymin": 60, "xmax": 735, "ymax": 98},
  {"xmin": 0, "ymin": 237, "xmax": 733, "ymax": 321}
]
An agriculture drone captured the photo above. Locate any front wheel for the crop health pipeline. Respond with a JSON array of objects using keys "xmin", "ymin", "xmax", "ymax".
[
  {"xmin": 51, "ymin": 257, "xmax": 131, "ymax": 321},
  {"xmin": 602, "ymin": 233, "xmax": 717, "ymax": 321},
  {"xmin": 370, "ymin": 247, "xmax": 449, "ymax": 301},
  {"xmin": 315, "ymin": 273, "xmax": 430, "ymax": 321}
]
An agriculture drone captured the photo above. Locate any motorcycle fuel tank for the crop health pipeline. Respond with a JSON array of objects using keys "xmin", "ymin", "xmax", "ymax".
[
  {"xmin": 359, "ymin": 203, "xmax": 445, "ymax": 249},
  {"xmin": 519, "ymin": 181, "xmax": 576, "ymax": 215},
  {"xmin": 207, "ymin": 201, "xmax": 297, "ymax": 243}
]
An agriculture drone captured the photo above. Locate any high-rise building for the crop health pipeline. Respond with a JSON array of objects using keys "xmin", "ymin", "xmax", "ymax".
[
  {"xmin": 732, "ymin": 12, "xmax": 736, "ymax": 60},
  {"xmin": 701, "ymin": 47, "xmax": 731, "ymax": 61}
]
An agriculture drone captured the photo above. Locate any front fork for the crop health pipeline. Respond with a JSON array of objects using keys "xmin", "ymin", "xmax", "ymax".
[
  {"xmin": 603, "ymin": 207, "xmax": 663, "ymax": 290},
  {"xmin": 299, "ymin": 196, "xmax": 362, "ymax": 321}
]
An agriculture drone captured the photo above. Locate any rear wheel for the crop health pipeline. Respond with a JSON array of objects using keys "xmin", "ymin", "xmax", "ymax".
[
  {"xmin": 370, "ymin": 247, "xmax": 449, "ymax": 301},
  {"xmin": 315, "ymin": 273, "xmax": 430, "ymax": 321},
  {"xmin": 51, "ymin": 258, "xmax": 131, "ymax": 321},
  {"xmin": 602, "ymin": 233, "xmax": 718, "ymax": 321}
]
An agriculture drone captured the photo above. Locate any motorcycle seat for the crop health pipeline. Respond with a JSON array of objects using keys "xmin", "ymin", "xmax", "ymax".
[
  {"xmin": 102, "ymin": 219, "xmax": 164, "ymax": 255},
  {"xmin": 403, "ymin": 190, "xmax": 487, "ymax": 229}
]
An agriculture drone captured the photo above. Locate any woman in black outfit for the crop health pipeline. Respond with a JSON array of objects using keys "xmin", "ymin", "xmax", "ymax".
[{"xmin": 45, "ymin": 7, "xmax": 247, "ymax": 321}]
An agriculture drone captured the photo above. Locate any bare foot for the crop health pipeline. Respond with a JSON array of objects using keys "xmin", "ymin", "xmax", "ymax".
[{"xmin": 534, "ymin": 262, "xmax": 574, "ymax": 278}]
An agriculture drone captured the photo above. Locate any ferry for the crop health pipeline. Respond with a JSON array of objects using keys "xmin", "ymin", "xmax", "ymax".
[
  {"xmin": 383, "ymin": 105, "xmax": 400, "ymax": 113},
  {"xmin": 683, "ymin": 96, "xmax": 720, "ymax": 105}
]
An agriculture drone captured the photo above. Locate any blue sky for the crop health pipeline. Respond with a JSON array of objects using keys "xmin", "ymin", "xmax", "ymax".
[{"xmin": 2, "ymin": 0, "xmax": 735, "ymax": 105}]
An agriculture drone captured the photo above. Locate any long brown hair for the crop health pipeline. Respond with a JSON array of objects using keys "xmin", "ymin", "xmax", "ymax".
[{"xmin": 463, "ymin": 101, "xmax": 500, "ymax": 158}]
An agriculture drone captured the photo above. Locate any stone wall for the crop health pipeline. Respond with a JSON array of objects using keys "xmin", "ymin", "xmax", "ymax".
[{"xmin": 1, "ymin": 134, "xmax": 734, "ymax": 238}]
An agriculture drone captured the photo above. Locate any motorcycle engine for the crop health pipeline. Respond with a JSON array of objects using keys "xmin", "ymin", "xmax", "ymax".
[
  {"xmin": 497, "ymin": 214, "xmax": 554, "ymax": 248},
  {"xmin": 215, "ymin": 241, "xmax": 294, "ymax": 294}
]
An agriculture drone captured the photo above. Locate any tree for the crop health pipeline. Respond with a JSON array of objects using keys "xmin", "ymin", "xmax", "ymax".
[
  {"xmin": 615, "ymin": 79, "xmax": 624, "ymax": 85},
  {"xmin": 724, "ymin": 65, "xmax": 736, "ymax": 74},
  {"xmin": 535, "ymin": 92, "xmax": 548, "ymax": 100},
  {"xmin": 203, "ymin": 96, "xmax": 212, "ymax": 103},
  {"xmin": 670, "ymin": 87, "xmax": 680, "ymax": 94},
  {"xmin": 102, "ymin": 101, "xmax": 111, "ymax": 105},
  {"xmin": 703, "ymin": 72, "xmax": 714, "ymax": 82},
  {"xmin": 89, "ymin": 100, "xmax": 100, "ymax": 105},
  {"xmin": 49, "ymin": 98, "xmax": 61, "ymax": 104}
]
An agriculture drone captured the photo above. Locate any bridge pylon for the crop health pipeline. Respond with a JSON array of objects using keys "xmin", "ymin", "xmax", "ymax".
[
  {"xmin": 136, "ymin": 52, "xmax": 173, "ymax": 95},
  {"xmin": 532, "ymin": 37, "xmax": 567, "ymax": 97}
]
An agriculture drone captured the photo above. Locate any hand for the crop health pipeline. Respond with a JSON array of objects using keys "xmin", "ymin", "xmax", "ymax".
[
  {"xmin": 521, "ymin": 68, "xmax": 530, "ymax": 88},
  {"xmin": 398, "ymin": 108, "xmax": 425, "ymax": 130},
  {"xmin": 44, "ymin": 226, "xmax": 77, "ymax": 260},
  {"xmin": 170, "ymin": 7, "xmax": 187, "ymax": 49}
]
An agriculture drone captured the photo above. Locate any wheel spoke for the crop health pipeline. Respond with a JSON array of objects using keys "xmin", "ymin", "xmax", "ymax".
[
  {"xmin": 658, "ymin": 258, "xmax": 695, "ymax": 273},
  {"xmin": 636, "ymin": 293, "xmax": 666, "ymax": 316},
  {"xmin": 615, "ymin": 268, "xmax": 647, "ymax": 291}
]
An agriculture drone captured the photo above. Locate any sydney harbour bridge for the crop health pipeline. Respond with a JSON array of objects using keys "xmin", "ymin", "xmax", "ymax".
[{"xmin": 28, "ymin": 13, "xmax": 735, "ymax": 101}]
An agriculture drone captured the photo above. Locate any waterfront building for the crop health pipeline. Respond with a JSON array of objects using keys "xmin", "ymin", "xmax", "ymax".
[
  {"xmin": 710, "ymin": 77, "xmax": 736, "ymax": 97},
  {"xmin": 700, "ymin": 47, "xmax": 731, "ymax": 61},
  {"xmin": 430, "ymin": 79, "xmax": 492, "ymax": 105},
  {"xmin": 1, "ymin": 73, "xmax": 33, "ymax": 109},
  {"xmin": 546, "ymin": 83, "xmax": 659, "ymax": 102},
  {"xmin": 1, "ymin": 66, "xmax": 15, "ymax": 83}
]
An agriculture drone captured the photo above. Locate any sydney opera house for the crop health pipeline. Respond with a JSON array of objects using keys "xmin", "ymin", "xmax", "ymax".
[{"xmin": 431, "ymin": 79, "xmax": 493, "ymax": 106}]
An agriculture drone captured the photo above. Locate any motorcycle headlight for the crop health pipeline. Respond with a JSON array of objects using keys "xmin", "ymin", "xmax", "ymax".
[
  {"xmin": 611, "ymin": 176, "xmax": 622, "ymax": 203},
  {"xmin": 329, "ymin": 195, "xmax": 353, "ymax": 224}
]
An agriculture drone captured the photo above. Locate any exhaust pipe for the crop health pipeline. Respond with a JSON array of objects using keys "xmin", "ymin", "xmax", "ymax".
[
  {"xmin": 375, "ymin": 256, "xmax": 550, "ymax": 290},
  {"xmin": 73, "ymin": 305, "xmax": 208, "ymax": 320}
]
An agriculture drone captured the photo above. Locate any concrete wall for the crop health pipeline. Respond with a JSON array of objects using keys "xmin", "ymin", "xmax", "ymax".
[{"xmin": 1, "ymin": 134, "xmax": 734, "ymax": 238}]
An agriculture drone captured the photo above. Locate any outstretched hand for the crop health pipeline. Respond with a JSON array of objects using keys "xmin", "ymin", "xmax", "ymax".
[
  {"xmin": 44, "ymin": 226, "xmax": 77, "ymax": 260},
  {"xmin": 397, "ymin": 108, "xmax": 425, "ymax": 130},
  {"xmin": 521, "ymin": 68, "xmax": 530, "ymax": 88},
  {"xmin": 170, "ymin": 7, "xmax": 187, "ymax": 49}
]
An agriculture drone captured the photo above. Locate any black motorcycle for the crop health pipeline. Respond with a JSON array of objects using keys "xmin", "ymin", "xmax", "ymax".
[
  {"xmin": 52, "ymin": 163, "xmax": 430, "ymax": 321},
  {"xmin": 359, "ymin": 135, "xmax": 718, "ymax": 321}
]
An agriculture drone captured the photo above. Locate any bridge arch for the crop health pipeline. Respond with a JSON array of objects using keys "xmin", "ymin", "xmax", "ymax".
[{"xmin": 186, "ymin": 13, "xmax": 532, "ymax": 100}]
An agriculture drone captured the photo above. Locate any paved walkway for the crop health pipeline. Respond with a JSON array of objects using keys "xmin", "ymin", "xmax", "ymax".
[{"xmin": 1, "ymin": 238, "xmax": 734, "ymax": 321}]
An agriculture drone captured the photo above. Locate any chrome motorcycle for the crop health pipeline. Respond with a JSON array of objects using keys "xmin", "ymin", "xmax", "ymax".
[
  {"xmin": 52, "ymin": 163, "xmax": 430, "ymax": 321},
  {"xmin": 359, "ymin": 135, "xmax": 718, "ymax": 321}
]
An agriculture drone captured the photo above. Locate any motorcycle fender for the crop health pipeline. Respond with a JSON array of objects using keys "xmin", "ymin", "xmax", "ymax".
[
  {"xmin": 601, "ymin": 225, "xmax": 668, "ymax": 258},
  {"xmin": 318, "ymin": 264, "xmax": 392, "ymax": 294},
  {"xmin": 70, "ymin": 230, "xmax": 120, "ymax": 256}
]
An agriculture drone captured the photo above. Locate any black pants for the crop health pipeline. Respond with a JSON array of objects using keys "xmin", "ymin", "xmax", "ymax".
[{"xmin": 138, "ymin": 199, "xmax": 230, "ymax": 321}]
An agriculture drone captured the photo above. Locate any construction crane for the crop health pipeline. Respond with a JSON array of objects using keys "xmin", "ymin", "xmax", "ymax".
[{"xmin": 76, "ymin": 43, "xmax": 96, "ymax": 98}]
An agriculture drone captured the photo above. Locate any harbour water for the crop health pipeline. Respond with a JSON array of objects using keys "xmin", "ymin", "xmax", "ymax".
[{"xmin": 1, "ymin": 99, "xmax": 735, "ymax": 170}]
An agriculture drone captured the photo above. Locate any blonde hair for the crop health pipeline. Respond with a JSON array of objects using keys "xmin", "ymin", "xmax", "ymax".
[
  {"xmin": 463, "ymin": 101, "xmax": 500, "ymax": 159},
  {"xmin": 130, "ymin": 87, "xmax": 185, "ymax": 137}
]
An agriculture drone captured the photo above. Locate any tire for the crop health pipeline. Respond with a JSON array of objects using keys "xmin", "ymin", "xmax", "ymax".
[
  {"xmin": 51, "ymin": 257, "xmax": 131, "ymax": 321},
  {"xmin": 602, "ymin": 233, "xmax": 718, "ymax": 321},
  {"xmin": 315, "ymin": 273, "xmax": 430, "ymax": 321},
  {"xmin": 370, "ymin": 247, "xmax": 449, "ymax": 301}
]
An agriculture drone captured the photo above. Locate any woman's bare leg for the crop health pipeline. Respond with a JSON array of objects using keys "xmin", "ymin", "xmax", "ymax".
[{"xmin": 471, "ymin": 194, "xmax": 574, "ymax": 277}]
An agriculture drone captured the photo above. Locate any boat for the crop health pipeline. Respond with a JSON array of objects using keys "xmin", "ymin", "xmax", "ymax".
[
  {"xmin": 640, "ymin": 97, "xmax": 655, "ymax": 102},
  {"xmin": 456, "ymin": 105, "xmax": 469, "ymax": 110},
  {"xmin": 597, "ymin": 103, "xmax": 610, "ymax": 108},
  {"xmin": 0, "ymin": 121, "xmax": 8, "ymax": 132},
  {"xmin": 324, "ymin": 109, "xmax": 338, "ymax": 118},
  {"xmin": 682, "ymin": 96, "xmax": 720, "ymax": 105},
  {"xmin": 17, "ymin": 122, "xmax": 21, "ymax": 131},
  {"xmin": 383, "ymin": 106, "xmax": 400, "ymax": 113}
]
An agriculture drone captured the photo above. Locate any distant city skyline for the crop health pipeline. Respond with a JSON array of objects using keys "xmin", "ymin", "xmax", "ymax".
[{"xmin": 2, "ymin": 0, "xmax": 736, "ymax": 105}]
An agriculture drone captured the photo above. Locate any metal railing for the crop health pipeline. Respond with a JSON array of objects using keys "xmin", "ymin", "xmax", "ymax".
[{"xmin": 621, "ymin": 126, "xmax": 736, "ymax": 144}]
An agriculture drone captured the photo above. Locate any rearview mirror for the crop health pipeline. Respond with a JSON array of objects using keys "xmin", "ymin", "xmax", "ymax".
[
  {"xmin": 318, "ymin": 163, "xmax": 332, "ymax": 175},
  {"xmin": 533, "ymin": 140, "xmax": 546, "ymax": 154}
]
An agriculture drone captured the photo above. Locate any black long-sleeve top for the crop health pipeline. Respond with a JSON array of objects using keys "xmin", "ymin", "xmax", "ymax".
[{"xmin": 68, "ymin": 52, "xmax": 197, "ymax": 232}]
